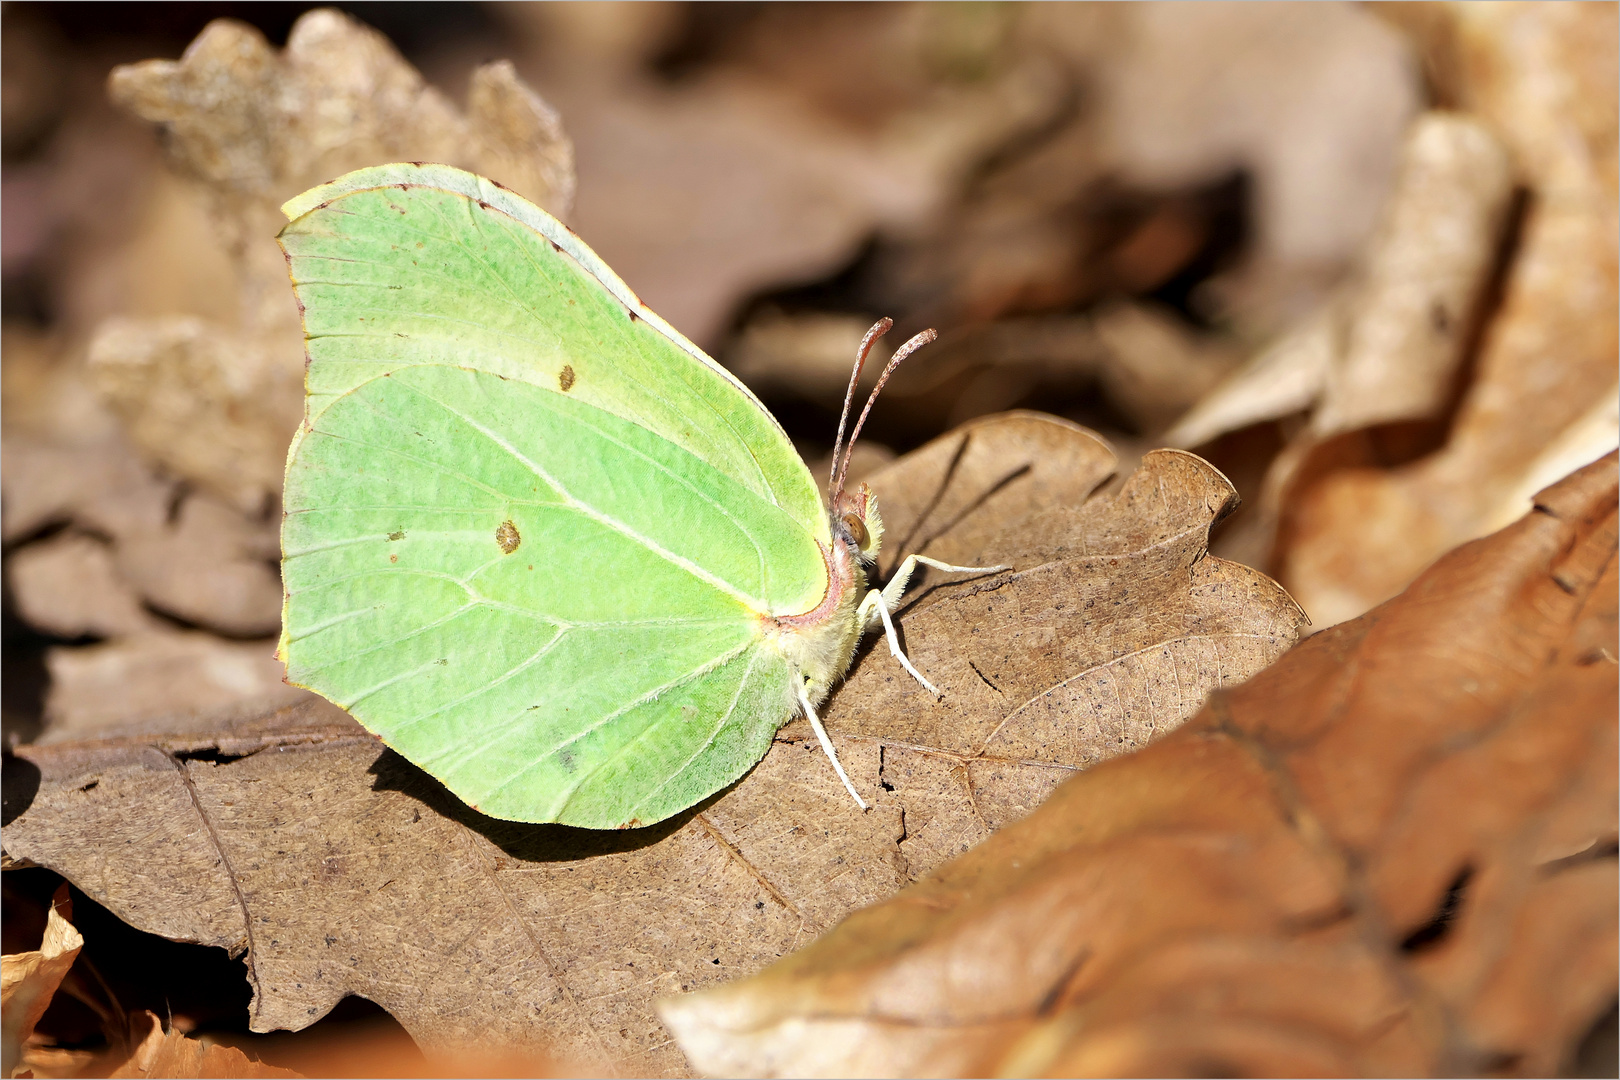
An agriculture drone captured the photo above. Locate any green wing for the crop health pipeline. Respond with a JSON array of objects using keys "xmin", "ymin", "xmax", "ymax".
[
  {"xmin": 279, "ymin": 162, "xmax": 828, "ymax": 545},
  {"xmin": 277, "ymin": 165, "xmax": 833, "ymax": 828},
  {"xmin": 283, "ymin": 366, "xmax": 818, "ymax": 827}
]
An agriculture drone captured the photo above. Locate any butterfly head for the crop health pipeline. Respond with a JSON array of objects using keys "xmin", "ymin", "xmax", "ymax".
[{"xmin": 831, "ymin": 483, "xmax": 883, "ymax": 565}]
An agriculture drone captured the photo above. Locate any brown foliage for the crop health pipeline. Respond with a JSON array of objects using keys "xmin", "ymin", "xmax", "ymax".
[
  {"xmin": 2, "ymin": 6, "xmax": 1612, "ymax": 1076},
  {"xmin": 3, "ymin": 416, "xmax": 1301, "ymax": 1075},
  {"xmin": 662, "ymin": 452, "xmax": 1617, "ymax": 1077}
]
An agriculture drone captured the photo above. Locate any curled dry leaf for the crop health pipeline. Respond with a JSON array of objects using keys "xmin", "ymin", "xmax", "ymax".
[
  {"xmin": 1, "ymin": 884, "xmax": 83, "ymax": 1078},
  {"xmin": 110, "ymin": 1010, "xmax": 300, "ymax": 1080},
  {"xmin": 659, "ymin": 452, "xmax": 1618, "ymax": 1079},
  {"xmin": 1276, "ymin": 4, "xmax": 1620, "ymax": 628},
  {"xmin": 91, "ymin": 11, "xmax": 574, "ymax": 509},
  {"xmin": 1166, "ymin": 110, "xmax": 1514, "ymax": 452},
  {"xmin": 2, "ymin": 413, "xmax": 1301, "ymax": 1076}
]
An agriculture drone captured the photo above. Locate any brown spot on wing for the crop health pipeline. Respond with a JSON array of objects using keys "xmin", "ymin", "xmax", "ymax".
[
  {"xmin": 496, "ymin": 520, "xmax": 521, "ymax": 554},
  {"xmin": 559, "ymin": 365, "xmax": 576, "ymax": 392}
]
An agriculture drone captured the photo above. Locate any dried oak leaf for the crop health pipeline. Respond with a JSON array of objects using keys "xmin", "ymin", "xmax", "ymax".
[
  {"xmin": 1, "ymin": 884, "xmax": 83, "ymax": 1078},
  {"xmin": 2, "ymin": 414, "xmax": 1302, "ymax": 1076},
  {"xmin": 659, "ymin": 451, "xmax": 1618, "ymax": 1079}
]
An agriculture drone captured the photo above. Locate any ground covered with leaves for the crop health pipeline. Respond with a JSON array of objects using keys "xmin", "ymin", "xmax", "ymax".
[{"xmin": 2, "ymin": 3, "xmax": 1615, "ymax": 1078}]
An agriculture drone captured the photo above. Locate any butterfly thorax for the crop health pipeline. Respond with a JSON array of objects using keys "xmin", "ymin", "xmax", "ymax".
[{"xmin": 759, "ymin": 483, "xmax": 884, "ymax": 706}]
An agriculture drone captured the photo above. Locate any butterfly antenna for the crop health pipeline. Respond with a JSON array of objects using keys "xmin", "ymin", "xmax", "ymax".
[
  {"xmin": 833, "ymin": 327, "xmax": 937, "ymax": 499},
  {"xmin": 829, "ymin": 318, "xmax": 893, "ymax": 495}
]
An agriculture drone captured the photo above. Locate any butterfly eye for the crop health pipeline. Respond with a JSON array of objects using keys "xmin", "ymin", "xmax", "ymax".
[{"xmin": 841, "ymin": 512, "xmax": 870, "ymax": 550}]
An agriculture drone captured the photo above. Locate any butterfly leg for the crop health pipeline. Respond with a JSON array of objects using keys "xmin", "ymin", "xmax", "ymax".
[
  {"xmin": 857, "ymin": 555, "xmax": 1011, "ymax": 698},
  {"xmin": 798, "ymin": 682, "xmax": 868, "ymax": 811}
]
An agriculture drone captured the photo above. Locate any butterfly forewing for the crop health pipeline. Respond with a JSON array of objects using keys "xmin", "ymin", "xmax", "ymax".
[{"xmin": 279, "ymin": 164, "xmax": 826, "ymax": 542}]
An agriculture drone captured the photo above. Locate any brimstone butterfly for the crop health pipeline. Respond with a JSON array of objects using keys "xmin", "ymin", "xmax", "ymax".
[{"xmin": 276, "ymin": 163, "xmax": 1002, "ymax": 829}]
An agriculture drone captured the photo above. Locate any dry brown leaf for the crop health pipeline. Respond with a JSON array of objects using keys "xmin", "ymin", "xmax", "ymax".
[
  {"xmin": 1308, "ymin": 114, "xmax": 1511, "ymax": 435},
  {"xmin": 1274, "ymin": 5, "xmax": 1620, "ymax": 626},
  {"xmin": 111, "ymin": 491, "xmax": 281, "ymax": 639},
  {"xmin": 3, "ymin": 414, "xmax": 1301, "ymax": 1076},
  {"xmin": 89, "ymin": 11, "xmax": 574, "ymax": 510},
  {"xmin": 659, "ymin": 451, "xmax": 1617, "ymax": 1079},
  {"xmin": 110, "ymin": 1011, "xmax": 299, "ymax": 1080},
  {"xmin": 1, "ymin": 884, "xmax": 84, "ymax": 1078},
  {"xmin": 7, "ymin": 533, "xmax": 159, "ymax": 640},
  {"xmin": 816, "ymin": 418, "xmax": 1304, "ymax": 878},
  {"xmin": 1165, "ymin": 109, "xmax": 1514, "ymax": 450},
  {"xmin": 41, "ymin": 633, "xmax": 305, "ymax": 738},
  {"xmin": 0, "ymin": 436, "xmax": 171, "ymax": 547}
]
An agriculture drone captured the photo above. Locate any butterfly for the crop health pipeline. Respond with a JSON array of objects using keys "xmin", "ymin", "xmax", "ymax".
[{"xmin": 277, "ymin": 163, "xmax": 1004, "ymax": 828}]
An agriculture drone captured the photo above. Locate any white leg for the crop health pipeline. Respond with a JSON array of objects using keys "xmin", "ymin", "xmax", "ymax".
[
  {"xmin": 868, "ymin": 554, "xmax": 1011, "ymax": 629},
  {"xmin": 867, "ymin": 591, "xmax": 942, "ymax": 697},
  {"xmin": 798, "ymin": 683, "xmax": 867, "ymax": 811},
  {"xmin": 859, "ymin": 554, "xmax": 1011, "ymax": 697}
]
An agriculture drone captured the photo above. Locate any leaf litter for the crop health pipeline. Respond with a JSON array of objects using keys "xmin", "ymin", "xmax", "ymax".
[
  {"xmin": 1166, "ymin": 4, "xmax": 1620, "ymax": 626},
  {"xmin": 6, "ymin": 7, "xmax": 1613, "ymax": 1077},
  {"xmin": 660, "ymin": 451, "xmax": 1618, "ymax": 1079},
  {"xmin": 3, "ymin": 884, "xmax": 84, "ymax": 1077},
  {"xmin": 2, "ymin": 413, "xmax": 1303, "ymax": 1076}
]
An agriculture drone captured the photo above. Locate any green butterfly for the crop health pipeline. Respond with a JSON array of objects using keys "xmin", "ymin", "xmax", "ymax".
[{"xmin": 277, "ymin": 163, "xmax": 1002, "ymax": 829}]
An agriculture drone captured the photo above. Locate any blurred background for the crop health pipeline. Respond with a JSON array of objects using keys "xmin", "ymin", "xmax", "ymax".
[
  {"xmin": 1, "ymin": 2, "xmax": 1615, "ymax": 1073},
  {"xmin": 0, "ymin": 0, "xmax": 1433, "ymax": 741}
]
